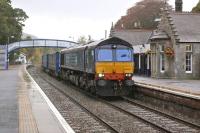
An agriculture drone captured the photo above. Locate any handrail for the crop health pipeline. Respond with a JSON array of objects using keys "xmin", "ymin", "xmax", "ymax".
[{"xmin": 6, "ymin": 39, "xmax": 79, "ymax": 53}]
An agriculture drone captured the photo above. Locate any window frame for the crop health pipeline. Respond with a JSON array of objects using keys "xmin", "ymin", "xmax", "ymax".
[
  {"xmin": 116, "ymin": 49, "xmax": 133, "ymax": 62},
  {"xmin": 185, "ymin": 53, "xmax": 192, "ymax": 73},
  {"xmin": 97, "ymin": 49, "xmax": 113, "ymax": 62},
  {"xmin": 160, "ymin": 45, "xmax": 165, "ymax": 73},
  {"xmin": 185, "ymin": 44, "xmax": 192, "ymax": 52},
  {"xmin": 160, "ymin": 45, "xmax": 165, "ymax": 52},
  {"xmin": 185, "ymin": 44, "xmax": 193, "ymax": 73},
  {"xmin": 160, "ymin": 54, "xmax": 165, "ymax": 73}
]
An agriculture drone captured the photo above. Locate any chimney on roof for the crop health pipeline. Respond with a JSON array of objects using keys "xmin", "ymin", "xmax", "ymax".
[
  {"xmin": 110, "ymin": 22, "xmax": 114, "ymax": 37},
  {"xmin": 175, "ymin": 0, "xmax": 183, "ymax": 12}
]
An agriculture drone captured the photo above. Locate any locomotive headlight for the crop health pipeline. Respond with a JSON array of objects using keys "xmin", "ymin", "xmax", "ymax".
[
  {"xmin": 98, "ymin": 73, "xmax": 104, "ymax": 77},
  {"xmin": 126, "ymin": 74, "xmax": 132, "ymax": 77}
]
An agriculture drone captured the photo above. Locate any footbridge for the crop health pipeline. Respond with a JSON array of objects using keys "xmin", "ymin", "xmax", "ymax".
[
  {"xmin": 7, "ymin": 39, "xmax": 79, "ymax": 53},
  {"xmin": 0, "ymin": 39, "xmax": 79, "ymax": 69}
]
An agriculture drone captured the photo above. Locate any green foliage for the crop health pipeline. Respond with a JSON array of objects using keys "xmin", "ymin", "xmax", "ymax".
[
  {"xmin": 0, "ymin": 0, "xmax": 28, "ymax": 44},
  {"xmin": 77, "ymin": 35, "xmax": 94, "ymax": 45},
  {"xmin": 77, "ymin": 36, "xmax": 87, "ymax": 44},
  {"xmin": 20, "ymin": 47, "xmax": 61, "ymax": 64},
  {"xmin": 25, "ymin": 35, "xmax": 32, "ymax": 40},
  {"xmin": 19, "ymin": 35, "xmax": 61, "ymax": 64},
  {"xmin": 192, "ymin": 1, "xmax": 200, "ymax": 12}
]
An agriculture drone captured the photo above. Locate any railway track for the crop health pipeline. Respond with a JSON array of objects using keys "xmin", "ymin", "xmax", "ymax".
[
  {"xmin": 40, "ymin": 76, "xmax": 119, "ymax": 133},
  {"xmin": 28, "ymin": 66, "xmax": 200, "ymax": 133},
  {"xmin": 104, "ymin": 98, "xmax": 200, "ymax": 133},
  {"xmin": 28, "ymin": 67, "xmax": 163, "ymax": 132},
  {"xmin": 122, "ymin": 97, "xmax": 200, "ymax": 129},
  {"xmin": 28, "ymin": 68, "xmax": 115, "ymax": 133}
]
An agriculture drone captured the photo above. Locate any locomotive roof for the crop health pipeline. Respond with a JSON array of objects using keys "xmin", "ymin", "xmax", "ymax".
[
  {"xmin": 85, "ymin": 37, "xmax": 132, "ymax": 48},
  {"xmin": 61, "ymin": 37, "xmax": 132, "ymax": 53},
  {"xmin": 60, "ymin": 44, "xmax": 85, "ymax": 52}
]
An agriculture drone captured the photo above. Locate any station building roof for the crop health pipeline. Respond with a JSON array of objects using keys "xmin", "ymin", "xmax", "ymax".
[
  {"xmin": 169, "ymin": 12, "xmax": 200, "ymax": 43},
  {"xmin": 150, "ymin": 30, "xmax": 170, "ymax": 40},
  {"xmin": 111, "ymin": 29, "xmax": 152, "ymax": 46},
  {"xmin": 153, "ymin": 10, "xmax": 200, "ymax": 43}
]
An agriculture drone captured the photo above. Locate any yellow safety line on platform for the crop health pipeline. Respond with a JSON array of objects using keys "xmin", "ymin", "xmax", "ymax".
[
  {"xmin": 18, "ymin": 66, "xmax": 39, "ymax": 133},
  {"xmin": 25, "ymin": 66, "xmax": 75, "ymax": 133}
]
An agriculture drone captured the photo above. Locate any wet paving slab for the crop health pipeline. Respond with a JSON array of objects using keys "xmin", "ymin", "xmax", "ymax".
[
  {"xmin": 0, "ymin": 66, "xmax": 19, "ymax": 133},
  {"xmin": 0, "ymin": 65, "xmax": 71, "ymax": 133}
]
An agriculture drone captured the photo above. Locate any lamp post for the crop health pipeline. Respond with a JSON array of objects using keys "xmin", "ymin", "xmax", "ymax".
[{"xmin": 6, "ymin": 36, "xmax": 14, "ymax": 70}]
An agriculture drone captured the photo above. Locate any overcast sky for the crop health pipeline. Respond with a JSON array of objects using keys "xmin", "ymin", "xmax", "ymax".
[{"xmin": 12, "ymin": 0, "xmax": 199, "ymax": 41}]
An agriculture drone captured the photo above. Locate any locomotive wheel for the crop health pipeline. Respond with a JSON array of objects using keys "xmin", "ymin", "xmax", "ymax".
[
  {"xmin": 79, "ymin": 76, "xmax": 85, "ymax": 89},
  {"xmin": 84, "ymin": 81, "xmax": 89, "ymax": 91}
]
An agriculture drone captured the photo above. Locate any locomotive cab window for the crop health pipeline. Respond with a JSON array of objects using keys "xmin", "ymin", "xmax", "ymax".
[
  {"xmin": 116, "ymin": 49, "xmax": 132, "ymax": 62},
  {"xmin": 97, "ymin": 49, "xmax": 113, "ymax": 61}
]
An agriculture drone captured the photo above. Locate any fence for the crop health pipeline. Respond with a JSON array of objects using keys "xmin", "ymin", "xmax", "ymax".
[{"xmin": 0, "ymin": 45, "xmax": 7, "ymax": 70}]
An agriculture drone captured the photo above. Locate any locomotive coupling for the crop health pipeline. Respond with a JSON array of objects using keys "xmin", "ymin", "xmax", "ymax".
[
  {"xmin": 97, "ymin": 80, "xmax": 107, "ymax": 87},
  {"xmin": 124, "ymin": 80, "xmax": 134, "ymax": 86}
]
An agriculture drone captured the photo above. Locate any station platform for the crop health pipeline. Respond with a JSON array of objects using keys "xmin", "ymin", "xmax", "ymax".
[
  {"xmin": 133, "ymin": 76, "xmax": 200, "ymax": 99},
  {"xmin": 0, "ymin": 65, "xmax": 74, "ymax": 133}
]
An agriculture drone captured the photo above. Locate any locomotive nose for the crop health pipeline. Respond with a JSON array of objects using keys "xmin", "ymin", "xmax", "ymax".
[
  {"xmin": 95, "ymin": 62, "xmax": 134, "ymax": 80},
  {"xmin": 97, "ymin": 80, "xmax": 107, "ymax": 87},
  {"xmin": 96, "ymin": 62, "xmax": 133, "ymax": 74}
]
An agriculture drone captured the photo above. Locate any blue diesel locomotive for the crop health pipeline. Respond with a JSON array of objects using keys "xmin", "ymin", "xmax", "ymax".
[{"xmin": 42, "ymin": 37, "xmax": 134, "ymax": 96}]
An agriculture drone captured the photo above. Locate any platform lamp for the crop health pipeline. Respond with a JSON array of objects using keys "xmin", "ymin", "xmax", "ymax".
[{"xmin": 6, "ymin": 35, "xmax": 14, "ymax": 70}]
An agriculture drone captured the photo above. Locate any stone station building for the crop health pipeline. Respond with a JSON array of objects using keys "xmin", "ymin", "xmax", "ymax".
[
  {"xmin": 112, "ymin": 0, "xmax": 200, "ymax": 79},
  {"xmin": 150, "ymin": 5, "xmax": 200, "ymax": 79}
]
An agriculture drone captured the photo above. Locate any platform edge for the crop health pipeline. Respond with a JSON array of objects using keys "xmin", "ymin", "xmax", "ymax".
[
  {"xmin": 135, "ymin": 82, "xmax": 200, "ymax": 100},
  {"xmin": 25, "ymin": 67, "xmax": 75, "ymax": 133}
]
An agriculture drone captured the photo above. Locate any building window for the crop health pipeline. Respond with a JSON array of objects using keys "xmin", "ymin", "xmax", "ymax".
[
  {"xmin": 160, "ymin": 54, "xmax": 165, "ymax": 72},
  {"xmin": 186, "ymin": 53, "xmax": 192, "ymax": 73},
  {"xmin": 185, "ymin": 45, "xmax": 192, "ymax": 73},
  {"xmin": 160, "ymin": 45, "xmax": 165, "ymax": 52},
  {"xmin": 186, "ymin": 45, "xmax": 192, "ymax": 52},
  {"xmin": 160, "ymin": 45, "xmax": 165, "ymax": 73}
]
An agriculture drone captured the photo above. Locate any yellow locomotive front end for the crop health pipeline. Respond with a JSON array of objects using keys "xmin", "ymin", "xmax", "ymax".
[
  {"xmin": 95, "ymin": 44, "xmax": 134, "ymax": 96},
  {"xmin": 96, "ymin": 62, "xmax": 134, "ymax": 80}
]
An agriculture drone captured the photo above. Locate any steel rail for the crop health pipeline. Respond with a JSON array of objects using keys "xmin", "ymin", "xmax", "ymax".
[
  {"xmin": 122, "ymin": 97, "xmax": 200, "ymax": 130},
  {"xmin": 99, "ymin": 99, "xmax": 172, "ymax": 133},
  {"xmin": 39, "ymin": 75, "xmax": 119, "ymax": 133}
]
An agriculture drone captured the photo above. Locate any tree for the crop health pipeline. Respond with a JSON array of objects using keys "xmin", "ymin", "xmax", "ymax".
[
  {"xmin": 0, "ymin": 0, "xmax": 28, "ymax": 44},
  {"xmin": 192, "ymin": 0, "xmax": 200, "ymax": 12},
  {"xmin": 77, "ymin": 36, "xmax": 87, "ymax": 45},
  {"xmin": 114, "ymin": 0, "xmax": 171, "ymax": 30}
]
